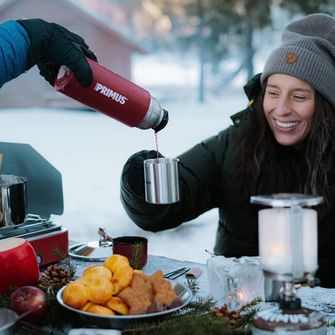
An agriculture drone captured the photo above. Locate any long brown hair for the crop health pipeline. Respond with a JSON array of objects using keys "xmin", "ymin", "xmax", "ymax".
[{"xmin": 234, "ymin": 86, "xmax": 335, "ymax": 215}]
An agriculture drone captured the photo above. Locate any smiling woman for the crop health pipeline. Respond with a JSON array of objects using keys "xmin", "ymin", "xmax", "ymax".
[{"xmin": 120, "ymin": 13, "xmax": 335, "ymax": 289}]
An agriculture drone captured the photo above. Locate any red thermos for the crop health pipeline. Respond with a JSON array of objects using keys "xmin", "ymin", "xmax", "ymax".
[{"xmin": 54, "ymin": 58, "xmax": 168, "ymax": 132}]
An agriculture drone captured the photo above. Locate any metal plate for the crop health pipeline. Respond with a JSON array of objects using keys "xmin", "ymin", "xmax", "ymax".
[
  {"xmin": 57, "ymin": 282, "xmax": 193, "ymax": 329},
  {"xmin": 69, "ymin": 241, "xmax": 113, "ymax": 261}
]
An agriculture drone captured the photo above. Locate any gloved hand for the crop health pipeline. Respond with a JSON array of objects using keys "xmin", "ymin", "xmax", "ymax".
[
  {"xmin": 17, "ymin": 18, "xmax": 97, "ymax": 86},
  {"xmin": 121, "ymin": 150, "xmax": 163, "ymax": 195}
]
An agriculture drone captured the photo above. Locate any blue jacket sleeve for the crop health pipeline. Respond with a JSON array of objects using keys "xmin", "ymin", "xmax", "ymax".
[{"xmin": 0, "ymin": 20, "xmax": 30, "ymax": 88}]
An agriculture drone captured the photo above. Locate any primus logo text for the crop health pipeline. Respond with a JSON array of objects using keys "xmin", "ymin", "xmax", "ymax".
[{"xmin": 94, "ymin": 83, "xmax": 128, "ymax": 104}]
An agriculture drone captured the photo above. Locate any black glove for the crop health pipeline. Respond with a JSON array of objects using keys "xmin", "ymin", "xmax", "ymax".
[
  {"xmin": 17, "ymin": 18, "xmax": 97, "ymax": 86},
  {"xmin": 121, "ymin": 150, "xmax": 164, "ymax": 195}
]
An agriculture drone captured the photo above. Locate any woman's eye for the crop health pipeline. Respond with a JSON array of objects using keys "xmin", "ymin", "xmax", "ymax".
[
  {"xmin": 267, "ymin": 91, "xmax": 279, "ymax": 97},
  {"xmin": 293, "ymin": 95, "xmax": 307, "ymax": 101}
]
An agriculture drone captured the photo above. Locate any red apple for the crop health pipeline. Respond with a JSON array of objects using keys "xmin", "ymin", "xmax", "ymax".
[
  {"xmin": 0, "ymin": 237, "xmax": 40, "ymax": 293},
  {"xmin": 10, "ymin": 286, "xmax": 48, "ymax": 325}
]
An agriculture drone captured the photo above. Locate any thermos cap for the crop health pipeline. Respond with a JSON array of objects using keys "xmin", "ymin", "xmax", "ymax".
[{"xmin": 153, "ymin": 109, "xmax": 169, "ymax": 132}]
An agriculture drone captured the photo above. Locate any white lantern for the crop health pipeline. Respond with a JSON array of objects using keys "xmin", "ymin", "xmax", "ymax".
[
  {"xmin": 251, "ymin": 194, "xmax": 327, "ymax": 335},
  {"xmin": 258, "ymin": 207, "xmax": 317, "ymax": 278},
  {"xmin": 251, "ymin": 193, "xmax": 323, "ymax": 281}
]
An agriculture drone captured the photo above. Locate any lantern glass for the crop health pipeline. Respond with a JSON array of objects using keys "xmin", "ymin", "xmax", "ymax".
[{"xmin": 258, "ymin": 207, "xmax": 317, "ymax": 277}]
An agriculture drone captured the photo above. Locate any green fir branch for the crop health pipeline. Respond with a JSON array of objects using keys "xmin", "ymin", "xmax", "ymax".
[
  {"xmin": 16, "ymin": 320, "xmax": 67, "ymax": 335},
  {"xmin": 0, "ymin": 292, "xmax": 10, "ymax": 308},
  {"xmin": 0, "ymin": 286, "xmax": 17, "ymax": 308},
  {"xmin": 185, "ymin": 277, "xmax": 200, "ymax": 295},
  {"xmin": 122, "ymin": 297, "xmax": 254, "ymax": 335},
  {"xmin": 131, "ymin": 243, "xmax": 144, "ymax": 269}
]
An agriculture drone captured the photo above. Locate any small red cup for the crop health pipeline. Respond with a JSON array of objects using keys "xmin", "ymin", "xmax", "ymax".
[{"xmin": 112, "ymin": 236, "xmax": 148, "ymax": 269}]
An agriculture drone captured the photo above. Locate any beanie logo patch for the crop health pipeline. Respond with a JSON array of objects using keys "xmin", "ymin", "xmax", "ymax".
[{"xmin": 286, "ymin": 52, "xmax": 298, "ymax": 64}]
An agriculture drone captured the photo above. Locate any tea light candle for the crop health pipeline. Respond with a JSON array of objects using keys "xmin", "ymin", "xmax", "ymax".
[
  {"xmin": 236, "ymin": 287, "xmax": 252, "ymax": 305},
  {"xmin": 258, "ymin": 207, "xmax": 317, "ymax": 276}
]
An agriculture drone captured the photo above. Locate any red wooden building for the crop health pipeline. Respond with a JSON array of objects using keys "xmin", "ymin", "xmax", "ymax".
[{"xmin": 0, "ymin": 0, "xmax": 147, "ymax": 108}]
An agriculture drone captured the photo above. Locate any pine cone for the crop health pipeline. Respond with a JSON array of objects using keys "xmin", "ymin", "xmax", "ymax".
[{"xmin": 39, "ymin": 264, "xmax": 73, "ymax": 289}]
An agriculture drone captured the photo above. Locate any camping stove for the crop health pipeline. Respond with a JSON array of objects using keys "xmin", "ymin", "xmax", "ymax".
[{"xmin": 0, "ymin": 142, "xmax": 68, "ymax": 266}]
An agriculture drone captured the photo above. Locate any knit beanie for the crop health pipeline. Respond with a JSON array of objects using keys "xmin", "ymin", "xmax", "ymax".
[{"xmin": 261, "ymin": 13, "xmax": 335, "ymax": 108}]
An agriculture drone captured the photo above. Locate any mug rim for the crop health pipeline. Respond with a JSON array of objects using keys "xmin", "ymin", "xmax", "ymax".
[
  {"xmin": 144, "ymin": 157, "xmax": 179, "ymax": 165},
  {"xmin": 113, "ymin": 236, "xmax": 148, "ymax": 245}
]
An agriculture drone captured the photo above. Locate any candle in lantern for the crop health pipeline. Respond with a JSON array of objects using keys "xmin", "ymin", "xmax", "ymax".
[
  {"xmin": 270, "ymin": 243, "xmax": 286, "ymax": 257},
  {"xmin": 236, "ymin": 287, "xmax": 251, "ymax": 305},
  {"xmin": 207, "ymin": 256, "xmax": 264, "ymax": 309},
  {"xmin": 258, "ymin": 207, "xmax": 317, "ymax": 277}
]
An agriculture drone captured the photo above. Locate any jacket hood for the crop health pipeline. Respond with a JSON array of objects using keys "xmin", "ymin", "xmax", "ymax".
[
  {"xmin": 243, "ymin": 73, "xmax": 262, "ymax": 102},
  {"xmin": 230, "ymin": 73, "xmax": 262, "ymax": 126}
]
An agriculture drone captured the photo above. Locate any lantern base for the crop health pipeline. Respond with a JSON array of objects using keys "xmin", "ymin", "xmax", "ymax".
[
  {"xmin": 253, "ymin": 305, "xmax": 326, "ymax": 335},
  {"xmin": 279, "ymin": 297, "xmax": 301, "ymax": 310}
]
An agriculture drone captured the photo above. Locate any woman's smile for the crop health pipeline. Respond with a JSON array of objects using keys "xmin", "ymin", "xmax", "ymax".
[{"xmin": 273, "ymin": 119, "xmax": 300, "ymax": 129}]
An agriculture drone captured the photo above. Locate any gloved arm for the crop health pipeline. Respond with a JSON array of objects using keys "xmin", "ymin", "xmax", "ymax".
[
  {"xmin": 17, "ymin": 18, "xmax": 97, "ymax": 86},
  {"xmin": 120, "ymin": 136, "xmax": 224, "ymax": 232}
]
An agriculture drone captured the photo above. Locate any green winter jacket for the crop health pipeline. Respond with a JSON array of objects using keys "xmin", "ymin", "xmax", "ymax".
[{"xmin": 120, "ymin": 75, "xmax": 335, "ymax": 288}]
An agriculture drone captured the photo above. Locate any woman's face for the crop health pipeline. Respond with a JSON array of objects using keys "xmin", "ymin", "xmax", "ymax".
[{"xmin": 263, "ymin": 74, "xmax": 315, "ymax": 146}]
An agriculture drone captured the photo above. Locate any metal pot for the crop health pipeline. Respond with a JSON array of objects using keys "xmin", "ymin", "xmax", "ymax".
[{"xmin": 0, "ymin": 175, "xmax": 27, "ymax": 228}]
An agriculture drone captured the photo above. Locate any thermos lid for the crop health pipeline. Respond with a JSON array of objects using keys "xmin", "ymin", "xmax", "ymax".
[
  {"xmin": 250, "ymin": 193, "xmax": 324, "ymax": 207},
  {"xmin": 153, "ymin": 109, "xmax": 169, "ymax": 132}
]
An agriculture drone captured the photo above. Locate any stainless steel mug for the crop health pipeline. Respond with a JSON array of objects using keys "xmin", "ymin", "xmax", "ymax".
[
  {"xmin": 144, "ymin": 158, "xmax": 180, "ymax": 204},
  {"xmin": 0, "ymin": 175, "xmax": 27, "ymax": 228}
]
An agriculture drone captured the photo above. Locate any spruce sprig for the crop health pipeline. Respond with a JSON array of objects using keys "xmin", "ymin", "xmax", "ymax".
[
  {"xmin": 131, "ymin": 243, "xmax": 144, "ymax": 269},
  {"xmin": 0, "ymin": 286, "xmax": 17, "ymax": 308},
  {"xmin": 122, "ymin": 297, "xmax": 256, "ymax": 335},
  {"xmin": 0, "ymin": 291, "xmax": 10, "ymax": 308},
  {"xmin": 185, "ymin": 277, "xmax": 200, "ymax": 295},
  {"xmin": 16, "ymin": 321, "xmax": 67, "ymax": 335}
]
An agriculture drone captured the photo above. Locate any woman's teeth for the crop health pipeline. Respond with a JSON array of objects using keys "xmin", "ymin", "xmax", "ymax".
[{"xmin": 275, "ymin": 120, "xmax": 299, "ymax": 128}]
